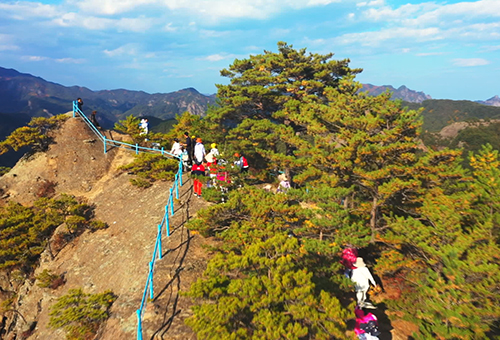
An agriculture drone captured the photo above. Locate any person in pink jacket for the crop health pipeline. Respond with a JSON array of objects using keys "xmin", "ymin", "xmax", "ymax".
[
  {"xmin": 354, "ymin": 306, "xmax": 380, "ymax": 340},
  {"xmin": 341, "ymin": 246, "xmax": 358, "ymax": 278},
  {"xmin": 351, "ymin": 257, "xmax": 377, "ymax": 307}
]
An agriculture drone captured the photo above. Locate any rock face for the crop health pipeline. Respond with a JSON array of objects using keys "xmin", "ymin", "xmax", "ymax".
[{"xmin": 0, "ymin": 116, "xmax": 212, "ymax": 340}]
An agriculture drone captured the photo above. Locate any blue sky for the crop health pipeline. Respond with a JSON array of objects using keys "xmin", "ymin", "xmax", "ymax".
[{"xmin": 0, "ymin": 0, "xmax": 498, "ymax": 101}]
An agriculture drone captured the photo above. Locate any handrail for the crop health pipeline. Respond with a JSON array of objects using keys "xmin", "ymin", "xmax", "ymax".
[
  {"xmin": 72, "ymin": 101, "xmax": 179, "ymax": 159},
  {"xmin": 72, "ymin": 102, "xmax": 185, "ymax": 340}
]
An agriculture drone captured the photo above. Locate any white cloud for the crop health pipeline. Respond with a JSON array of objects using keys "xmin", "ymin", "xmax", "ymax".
[
  {"xmin": 417, "ymin": 52, "xmax": 444, "ymax": 56},
  {"xmin": 452, "ymin": 58, "xmax": 490, "ymax": 67},
  {"xmin": 71, "ymin": 0, "xmax": 346, "ymax": 22},
  {"xmin": 55, "ymin": 58, "xmax": 85, "ymax": 64},
  {"xmin": 103, "ymin": 44, "xmax": 138, "ymax": 57},
  {"xmin": 336, "ymin": 27, "xmax": 443, "ymax": 47},
  {"xmin": 71, "ymin": 0, "xmax": 158, "ymax": 15},
  {"xmin": 203, "ymin": 54, "xmax": 230, "ymax": 62},
  {"xmin": 0, "ymin": 2, "xmax": 59, "ymax": 19},
  {"xmin": 21, "ymin": 56, "xmax": 47, "ymax": 61},
  {"xmin": 164, "ymin": 23, "xmax": 178, "ymax": 32}
]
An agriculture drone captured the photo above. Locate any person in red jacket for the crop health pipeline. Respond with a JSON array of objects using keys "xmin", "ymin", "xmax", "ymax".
[
  {"xmin": 234, "ymin": 152, "xmax": 249, "ymax": 173},
  {"xmin": 191, "ymin": 161, "xmax": 206, "ymax": 197}
]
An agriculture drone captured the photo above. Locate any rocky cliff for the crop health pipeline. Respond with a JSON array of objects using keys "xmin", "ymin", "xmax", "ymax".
[{"xmin": 0, "ymin": 116, "xmax": 212, "ymax": 339}]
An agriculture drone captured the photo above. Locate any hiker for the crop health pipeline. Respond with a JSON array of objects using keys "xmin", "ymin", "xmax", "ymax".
[
  {"xmin": 233, "ymin": 152, "xmax": 249, "ymax": 173},
  {"xmin": 170, "ymin": 138, "xmax": 182, "ymax": 157},
  {"xmin": 210, "ymin": 143, "xmax": 220, "ymax": 158},
  {"xmin": 76, "ymin": 98, "xmax": 84, "ymax": 114},
  {"xmin": 354, "ymin": 306, "xmax": 381, "ymax": 340},
  {"xmin": 276, "ymin": 173, "xmax": 290, "ymax": 193},
  {"xmin": 341, "ymin": 246, "xmax": 359, "ymax": 278},
  {"xmin": 194, "ymin": 138, "xmax": 206, "ymax": 164},
  {"xmin": 90, "ymin": 110, "xmax": 100, "ymax": 128},
  {"xmin": 191, "ymin": 161, "xmax": 206, "ymax": 197},
  {"xmin": 191, "ymin": 134, "xmax": 197, "ymax": 161},
  {"xmin": 183, "ymin": 132, "xmax": 193, "ymax": 166},
  {"xmin": 140, "ymin": 118, "xmax": 149, "ymax": 135},
  {"xmin": 351, "ymin": 257, "xmax": 377, "ymax": 307}
]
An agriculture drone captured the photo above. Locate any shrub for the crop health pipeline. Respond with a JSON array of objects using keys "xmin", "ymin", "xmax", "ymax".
[
  {"xmin": 36, "ymin": 269, "xmax": 65, "ymax": 289},
  {"xmin": 49, "ymin": 288, "xmax": 117, "ymax": 340}
]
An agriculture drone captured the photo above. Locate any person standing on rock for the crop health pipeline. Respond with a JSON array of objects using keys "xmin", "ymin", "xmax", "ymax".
[
  {"xmin": 76, "ymin": 98, "xmax": 84, "ymax": 115},
  {"xmin": 183, "ymin": 132, "xmax": 193, "ymax": 166}
]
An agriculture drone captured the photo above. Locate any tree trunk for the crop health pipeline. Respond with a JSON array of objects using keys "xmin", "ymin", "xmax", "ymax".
[{"xmin": 370, "ymin": 196, "xmax": 378, "ymax": 243}]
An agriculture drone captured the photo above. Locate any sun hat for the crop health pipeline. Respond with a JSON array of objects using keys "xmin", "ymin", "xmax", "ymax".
[
  {"xmin": 211, "ymin": 143, "xmax": 217, "ymax": 148},
  {"xmin": 196, "ymin": 138, "xmax": 202, "ymax": 143},
  {"xmin": 354, "ymin": 257, "xmax": 366, "ymax": 268}
]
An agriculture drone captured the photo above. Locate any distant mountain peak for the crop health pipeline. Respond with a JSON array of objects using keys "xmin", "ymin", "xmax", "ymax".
[
  {"xmin": 477, "ymin": 95, "xmax": 500, "ymax": 107},
  {"xmin": 361, "ymin": 83, "xmax": 432, "ymax": 103}
]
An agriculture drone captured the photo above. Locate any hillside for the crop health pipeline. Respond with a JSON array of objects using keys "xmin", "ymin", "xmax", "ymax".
[
  {"xmin": 0, "ymin": 66, "xmax": 216, "ymax": 129},
  {"xmin": 0, "ymin": 116, "xmax": 213, "ymax": 339}
]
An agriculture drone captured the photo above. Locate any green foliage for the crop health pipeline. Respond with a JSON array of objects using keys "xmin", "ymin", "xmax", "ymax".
[
  {"xmin": 36, "ymin": 269, "xmax": 65, "ymax": 289},
  {"xmin": 113, "ymin": 115, "xmax": 144, "ymax": 144},
  {"xmin": 0, "ymin": 194, "xmax": 103, "ymax": 273},
  {"xmin": 49, "ymin": 288, "xmax": 117, "ymax": 340},
  {"xmin": 0, "ymin": 166, "xmax": 10, "ymax": 176},
  {"xmin": 186, "ymin": 43, "xmax": 500, "ymax": 339},
  {"xmin": 0, "ymin": 115, "xmax": 68, "ymax": 156},
  {"xmin": 186, "ymin": 187, "xmax": 350, "ymax": 339},
  {"xmin": 406, "ymin": 99, "xmax": 500, "ymax": 133},
  {"xmin": 119, "ymin": 153, "xmax": 179, "ymax": 187}
]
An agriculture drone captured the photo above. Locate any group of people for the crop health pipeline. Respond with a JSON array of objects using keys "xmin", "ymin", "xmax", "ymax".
[
  {"xmin": 170, "ymin": 132, "xmax": 250, "ymax": 198},
  {"xmin": 341, "ymin": 247, "xmax": 381, "ymax": 340}
]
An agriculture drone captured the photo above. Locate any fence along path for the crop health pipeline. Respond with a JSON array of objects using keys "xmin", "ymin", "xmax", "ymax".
[{"xmin": 72, "ymin": 102, "xmax": 185, "ymax": 340}]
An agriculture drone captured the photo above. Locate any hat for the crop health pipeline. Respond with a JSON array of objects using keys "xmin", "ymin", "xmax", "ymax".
[
  {"xmin": 354, "ymin": 257, "xmax": 366, "ymax": 268},
  {"xmin": 278, "ymin": 173, "xmax": 288, "ymax": 181},
  {"xmin": 211, "ymin": 143, "xmax": 217, "ymax": 148},
  {"xmin": 196, "ymin": 138, "xmax": 202, "ymax": 143}
]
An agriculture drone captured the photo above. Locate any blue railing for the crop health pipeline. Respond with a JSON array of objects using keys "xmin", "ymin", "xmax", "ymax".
[
  {"xmin": 72, "ymin": 102, "xmax": 177, "ymax": 158},
  {"xmin": 72, "ymin": 102, "xmax": 185, "ymax": 340}
]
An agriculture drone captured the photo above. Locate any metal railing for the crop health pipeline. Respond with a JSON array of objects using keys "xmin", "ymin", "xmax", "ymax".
[
  {"xmin": 72, "ymin": 102, "xmax": 185, "ymax": 340},
  {"xmin": 72, "ymin": 102, "xmax": 178, "ymax": 158}
]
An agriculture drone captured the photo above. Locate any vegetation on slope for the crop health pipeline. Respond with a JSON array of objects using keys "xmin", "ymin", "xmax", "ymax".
[{"xmin": 183, "ymin": 42, "xmax": 500, "ymax": 339}]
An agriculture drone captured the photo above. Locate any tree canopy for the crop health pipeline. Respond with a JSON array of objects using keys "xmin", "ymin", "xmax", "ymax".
[{"xmin": 185, "ymin": 42, "xmax": 500, "ymax": 339}]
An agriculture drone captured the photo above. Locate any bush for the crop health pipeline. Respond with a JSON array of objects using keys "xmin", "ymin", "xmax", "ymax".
[
  {"xmin": 36, "ymin": 269, "xmax": 65, "ymax": 289},
  {"xmin": 49, "ymin": 288, "xmax": 117, "ymax": 340}
]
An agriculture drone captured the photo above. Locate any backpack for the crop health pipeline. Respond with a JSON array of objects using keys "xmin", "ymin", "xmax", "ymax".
[{"xmin": 359, "ymin": 320, "xmax": 380, "ymax": 337}]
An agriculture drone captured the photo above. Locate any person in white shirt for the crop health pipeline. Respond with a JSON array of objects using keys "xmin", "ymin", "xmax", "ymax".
[
  {"xmin": 351, "ymin": 257, "xmax": 377, "ymax": 307},
  {"xmin": 194, "ymin": 138, "xmax": 206, "ymax": 164},
  {"xmin": 170, "ymin": 138, "xmax": 182, "ymax": 157}
]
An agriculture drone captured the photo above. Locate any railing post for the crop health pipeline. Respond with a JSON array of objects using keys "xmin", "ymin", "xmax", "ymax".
[
  {"xmin": 161, "ymin": 147, "xmax": 164, "ymax": 156},
  {"xmin": 157, "ymin": 225, "xmax": 162, "ymax": 260},
  {"xmin": 72, "ymin": 101, "xmax": 76, "ymax": 118},
  {"xmin": 149, "ymin": 262, "xmax": 154, "ymax": 299},
  {"xmin": 136, "ymin": 144, "xmax": 139, "ymax": 155},
  {"xmin": 170, "ymin": 188, "xmax": 174, "ymax": 216},
  {"xmin": 175, "ymin": 174, "xmax": 179, "ymax": 199},
  {"xmin": 165, "ymin": 208, "xmax": 170, "ymax": 237},
  {"xmin": 179, "ymin": 161, "xmax": 183, "ymax": 186},
  {"xmin": 136, "ymin": 309, "xmax": 143, "ymax": 340},
  {"xmin": 103, "ymin": 136, "xmax": 107, "ymax": 154}
]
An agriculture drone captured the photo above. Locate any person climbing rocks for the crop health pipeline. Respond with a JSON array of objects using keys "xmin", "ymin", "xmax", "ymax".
[{"xmin": 350, "ymin": 257, "xmax": 377, "ymax": 308}]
